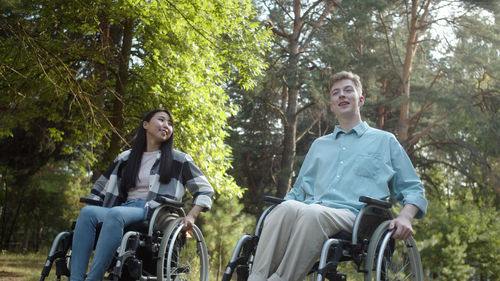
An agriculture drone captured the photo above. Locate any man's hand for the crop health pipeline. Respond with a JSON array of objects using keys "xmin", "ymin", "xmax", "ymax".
[
  {"xmin": 181, "ymin": 205, "xmax": 204, "ymax": 231},
  {"xmin": 388, "ymin": 204, "xmax": 419, "ymax": 240}
]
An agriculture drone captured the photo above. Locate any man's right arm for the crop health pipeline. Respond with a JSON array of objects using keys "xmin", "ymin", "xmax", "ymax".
[
  {"xmin": 284, "ymin": 141, "xmax": 318, "ymax": 201},
  {"xmin": 389, "ymin": 203, "xmax": 419, "ymax": 240},
  {"xmin": 388, "ymin": 137, "xmax": 427, "ymax": 219}
]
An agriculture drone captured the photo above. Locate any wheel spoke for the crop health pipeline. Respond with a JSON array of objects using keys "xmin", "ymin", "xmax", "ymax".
[
  {"xmin": 157, "ymin": 220, "xmax": 208, "ymax": 281},
  {"xmin": 364, "ymin": 221, "xmax": 423, "ymax": 281}
]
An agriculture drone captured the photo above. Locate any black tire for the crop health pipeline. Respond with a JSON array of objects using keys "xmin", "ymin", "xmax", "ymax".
[
  {"xmin": 157, "ymin": 217, "xmax": 209, "ymax": 281},
  {"xmin": 364, "ymin": 221, "xmax": 423, "ymax": 281}
]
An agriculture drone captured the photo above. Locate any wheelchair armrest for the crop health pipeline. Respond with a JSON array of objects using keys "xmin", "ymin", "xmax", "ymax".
[
  {"xmin": 157, "ymin": 196, "xmax": 184, "ymax": 208},
  {"xmin": 80, "ymin": 198, "xmax": 103, "ymax": 206},
  {"xmin": 359, "ymin": 196, "xmax": 392, "ymax": 209},
  {"xmin": 263, "ymin": 195, "xmax": 285, "ymax": 205}
]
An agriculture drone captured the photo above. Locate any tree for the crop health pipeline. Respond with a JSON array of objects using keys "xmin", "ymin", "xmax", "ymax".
[
  {"xmin": 0, "ymin": 0, "xmax": 270, "ymax": 250},
  {"xmin": 256, "ymin": 0, "xmax": 339, "ymax": 197}
]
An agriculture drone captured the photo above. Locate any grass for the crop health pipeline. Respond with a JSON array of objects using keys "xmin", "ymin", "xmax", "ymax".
[
  {"xmin": 0, "ymin": 251, "xmax": 218, "ymax": 281},
  {"xmin": 0, "ymin": 251, "xmax": 364, "ymax": 281},
  {"xmin": 0, "ymin": 251, "xmax": 55, "ymax": 281}
]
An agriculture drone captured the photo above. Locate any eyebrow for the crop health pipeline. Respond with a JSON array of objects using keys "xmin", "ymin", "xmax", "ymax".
[{"xmin": 331, "ymin": 85, "xmax": 354, "ymax": 92}]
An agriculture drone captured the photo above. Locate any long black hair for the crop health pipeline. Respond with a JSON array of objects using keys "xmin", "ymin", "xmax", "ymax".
[{"xmin": 120, "ymin": 109, "xmax": 174, "ymax": 192}]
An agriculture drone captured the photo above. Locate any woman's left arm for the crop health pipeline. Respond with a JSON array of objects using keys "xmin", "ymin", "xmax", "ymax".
[{"xmin": 182, "ymin": 205, "xmax": 204, "ymax": 230}]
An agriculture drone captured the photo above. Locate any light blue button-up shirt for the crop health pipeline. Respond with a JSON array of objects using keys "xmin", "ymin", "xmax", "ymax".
[{"xmin": 284, "ymin": 122, "xmax": 427, "ymax": 218}]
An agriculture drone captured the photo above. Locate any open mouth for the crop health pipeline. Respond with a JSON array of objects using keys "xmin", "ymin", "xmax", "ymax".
[{"xmin": 338, "ymin": 101, "xmax": 349, "ymax": 106}]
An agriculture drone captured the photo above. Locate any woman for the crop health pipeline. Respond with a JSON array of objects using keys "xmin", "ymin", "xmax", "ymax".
[{"xmin": 70, "ymin": 109, "xmax": 214, "ymax": 281}]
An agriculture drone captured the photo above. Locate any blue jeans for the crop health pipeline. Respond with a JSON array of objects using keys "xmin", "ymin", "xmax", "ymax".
[{"xmin": 70, "ymin": 199, "xmax": 146, "ymax": 281}]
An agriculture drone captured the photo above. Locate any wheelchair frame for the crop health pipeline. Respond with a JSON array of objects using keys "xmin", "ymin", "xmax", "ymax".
[
  {"xmin": 40, "ymin": 197, "xmax": 209, "ymax": 281},
  {"xmin": 222, "ymin": 196, "xmax": 423, "ymax": 281}
]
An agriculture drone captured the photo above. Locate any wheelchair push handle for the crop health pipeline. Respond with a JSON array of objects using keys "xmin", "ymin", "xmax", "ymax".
[
  {"xmin": 359, "ymin": 196, "xmax": 392, "ymax": 209},
  {"xmin": 79, "ymin": 197, "xmax": 103, "ymax": 206},
  {"xmin": 263, "ymin": 195, "xmax": 285, "ymax": 205}
]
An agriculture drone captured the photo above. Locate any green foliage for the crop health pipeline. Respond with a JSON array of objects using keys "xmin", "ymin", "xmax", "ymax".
[
  {"xmin": 228, "ymin": 1, "xmax": 500, "ymax": 279},
  {"xmin": 416, "ymin": 198, "xmax": 500, "ymax": 280},
  {"xmin": 202, "ymin": 197, "xmax": 255, "ymax": 280},
  {"xmin": 0, "ymin": 162, "xmax": 88, "ymax": 250},
  {"xmin": 0, "ymin": 0, "xmax": 271, "ymax": 252}
]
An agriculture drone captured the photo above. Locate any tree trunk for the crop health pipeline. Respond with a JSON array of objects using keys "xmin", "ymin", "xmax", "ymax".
[
  {"xmin": 377, "ymin": 79, "xmax": 388, "ymax": 129},
  {"xmin": 274, "ymin": 0, "xmax": 336, "ymax": 197},
  {"xmin": 102, "ymin": 18, "xmax": 134, "ymax": 166},
  {"xmin": 277, "ymin": 0, "xmax": 301, "ymax": 198},
  {"xmin": 1, "ymin": 177, "xmax": 28, "ymax": 249},
  {"xmin": 397, "ymin": 0, "xmax": 431, "ymax": 150}
]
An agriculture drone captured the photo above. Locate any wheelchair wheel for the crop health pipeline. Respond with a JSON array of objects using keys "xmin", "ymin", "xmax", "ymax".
[
  {"xmin": 364, "ymin": 221, "xmax": 423, "ymax": 281},
  {"xmin": 157, "ymin": 217, "xmax": 209, "ymax": 281}
]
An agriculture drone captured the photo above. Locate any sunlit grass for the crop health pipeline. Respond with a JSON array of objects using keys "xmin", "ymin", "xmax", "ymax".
[
  {"xmin": 0, "ymin": 251, "xmax": 366, "ymax": 281},
  {"xmin": 4, "ymin": 251, "xmax": 368, "ymax": 281},
  {"xmin": 0, "ymin": 251, "xmax": 56, "ymax": 281},
  {"xmin": 0, "ymin": 251, "xmax": 221, "ymax": 281}
]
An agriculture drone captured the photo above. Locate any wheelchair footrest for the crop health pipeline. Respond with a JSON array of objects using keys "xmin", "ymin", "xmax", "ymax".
[
  {"xmin": 236, "ymin": 266, "xmax": 250, "ymax": 281},
  {"xmin": 55, "ymin": 259, "xmax": 70, "ymax": 277},
  {"xmin": 326, "ymin": 273, "xmax": 346, "ymax": 281},
  {"xmin": 126, "ymin": 258, "xmax": 143, "ymax": 280},
  {"xmin": 318, "ymin": 264, "xmax": 346, "ymax": 281}
]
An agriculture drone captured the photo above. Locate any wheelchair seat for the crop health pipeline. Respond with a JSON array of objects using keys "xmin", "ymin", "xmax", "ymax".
[
  {"xmin": 123, "ymin": 220, "xmax": 149, "ymax": 234},
  {"xmin": 331, "ymin": 231, "xmax": 352, "ymax": 241},
  {"xmin": 222, "ymin": 195, "xmax": 423, "ymax": 281},
  {"xmin": 40, "ymin": 196, "xmax": 209, "ymax": 281}
]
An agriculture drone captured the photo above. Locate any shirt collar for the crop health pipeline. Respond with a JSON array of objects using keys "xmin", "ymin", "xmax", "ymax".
[{"xmin": 333, "ymin": 121, "xmax": 369, "ymax": 138}]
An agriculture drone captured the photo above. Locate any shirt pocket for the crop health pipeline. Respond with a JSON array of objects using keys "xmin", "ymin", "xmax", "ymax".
[{"xmin": 353, "ymin": 154, "xmax": 382, "ymax": 179}]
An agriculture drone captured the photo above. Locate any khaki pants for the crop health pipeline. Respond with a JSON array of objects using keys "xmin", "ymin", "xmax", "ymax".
[{"xmin": 248, "ymin": 200, "xmax": 356, "ymax": 281}]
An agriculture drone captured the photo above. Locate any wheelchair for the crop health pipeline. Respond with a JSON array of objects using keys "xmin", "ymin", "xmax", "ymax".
[
  {"xmin": 222, "ymin": 196, "xmax": 423, "ymax": 281},
  {"xmin": 39, "ymin": 196, "xmax": 209, "ymax": 281}
]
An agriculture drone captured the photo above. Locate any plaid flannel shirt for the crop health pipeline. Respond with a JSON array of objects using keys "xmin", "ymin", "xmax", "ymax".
[{"xmin": 87, "ymin": 149, "xmax": 214, "ymax": 211}]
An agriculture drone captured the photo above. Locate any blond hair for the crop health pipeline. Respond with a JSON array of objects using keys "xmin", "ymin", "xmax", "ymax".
[{"xmin": 330, "ymin": 71, "xmax": 363, "ymax": 96}]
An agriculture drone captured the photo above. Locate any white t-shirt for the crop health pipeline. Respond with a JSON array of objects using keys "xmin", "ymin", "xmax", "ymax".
[{"xmin": 127, "ymin": 151, "xmax": 158, "ymax": 201}]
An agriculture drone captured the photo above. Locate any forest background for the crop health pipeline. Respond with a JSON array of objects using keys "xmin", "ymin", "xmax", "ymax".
[{"xmin": 0, "ymin": 0, "xmax": 499, "ymax": 280}]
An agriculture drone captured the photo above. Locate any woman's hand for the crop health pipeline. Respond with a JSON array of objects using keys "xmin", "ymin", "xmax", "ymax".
[{"xmin": 181, "ymin": 205, "xmax": 204, "ymax": 231}]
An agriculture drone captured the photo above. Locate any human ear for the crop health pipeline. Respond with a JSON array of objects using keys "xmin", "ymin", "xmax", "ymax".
[{"xmin": 359, "ymin": 95, "xmax": 365, "ymax": 106}]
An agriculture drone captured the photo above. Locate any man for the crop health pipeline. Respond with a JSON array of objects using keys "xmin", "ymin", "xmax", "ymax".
[{"xmin": 247, "ymin": 71, "xmax": 427, "ymax": 281}]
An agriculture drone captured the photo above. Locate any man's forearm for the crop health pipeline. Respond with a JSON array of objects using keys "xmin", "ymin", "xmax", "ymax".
[{"xmin": 398, "ymin": 204, "xmax": 419, "ymax": 221}]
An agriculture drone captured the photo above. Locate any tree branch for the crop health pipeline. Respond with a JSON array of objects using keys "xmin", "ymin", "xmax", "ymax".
[
  {"xmin": 263, "ymin": 19, "xmax": 289, "ymax": 38},
  {"xmin": 407, "ymin": 104, "xmax": 465, "ymax": 148},
  {"xmin": 297, "ymin": 119, "xmax": 319, "ymax": 142},
  {"xmin": 296, "ymin": 101, "xmax": 317, "ymax": 116},
  {"xmin": 378, "ymin": 11, "xmax": 403, "ymax": 83},
  {"xmin": 299, "ymin": 0, "xmax": 337, "ymax": 52}
]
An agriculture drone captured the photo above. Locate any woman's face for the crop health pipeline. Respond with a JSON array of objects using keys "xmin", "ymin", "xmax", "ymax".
[{"xmin": 143, "ymin": 111, "xmax": 173, "ymax": 145}]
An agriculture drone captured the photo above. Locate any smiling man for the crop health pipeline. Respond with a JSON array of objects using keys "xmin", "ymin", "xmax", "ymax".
[{"xmin": 247, "ymin": 71, "xmax": 427, "ymax": 281}]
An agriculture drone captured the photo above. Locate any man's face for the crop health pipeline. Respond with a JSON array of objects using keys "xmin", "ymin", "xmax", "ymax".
[{"xmin": 329, "ymin": 79, "xmax": 364, "ymax": 119}]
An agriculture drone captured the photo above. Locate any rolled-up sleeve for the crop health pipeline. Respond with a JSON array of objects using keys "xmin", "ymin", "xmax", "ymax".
[
  {"xmin": 182, "ymin": 154, "xmax": 214, "ymax": 211},
  {"xmin": 389, "ymin": 137, "xmax": 428, "ymax": 218}
]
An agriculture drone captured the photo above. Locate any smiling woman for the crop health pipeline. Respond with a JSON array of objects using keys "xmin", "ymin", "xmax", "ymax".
[
  {"xmin": 143, "ymin": 111, "xmax": 174, "ymax": 151},
  {"xmin": 69, "ymin": 109, "xmax": 214, "ymax": 281}
]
